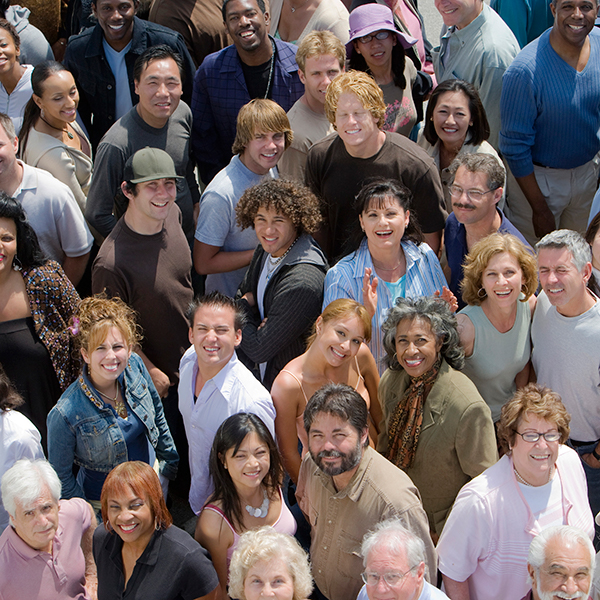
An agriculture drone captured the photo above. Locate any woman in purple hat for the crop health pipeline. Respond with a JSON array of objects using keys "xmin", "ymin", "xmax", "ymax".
[{"xmin": 348, "ymin": 3, "xmax": 429, "ymax": 137}]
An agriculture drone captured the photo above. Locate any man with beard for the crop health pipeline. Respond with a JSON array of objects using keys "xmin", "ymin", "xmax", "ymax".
[
  {"xmin": 296, "ymin": 383, "xmax": 436, "ymax": 600},
  {"xmin": 523, "ymin": 525, "xmax": 595, "ymax": 600}
]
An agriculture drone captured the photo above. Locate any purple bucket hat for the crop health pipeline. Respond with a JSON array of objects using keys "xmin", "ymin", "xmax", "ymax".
[{"xmin": 346, "ymin": 4, "xmax": 417, "ymax": 56}]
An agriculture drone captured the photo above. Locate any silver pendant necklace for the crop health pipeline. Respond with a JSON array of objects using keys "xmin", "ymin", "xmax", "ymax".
[{"xmin": 245, "ymin": 489, "xmax": 269, "ymax": 518}]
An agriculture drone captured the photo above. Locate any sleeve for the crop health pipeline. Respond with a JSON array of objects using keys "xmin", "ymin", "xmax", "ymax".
[
  {"xmin": 404, "ymin": 158, "xmax": 446, "ymax": 233},
  {"xmin": 194, "ymin": 188, "xmax": 233, "ymax": 246},
  {"xmin": 47, "ymin": 403, "xmax": 86, "ymax": 499},
  {"xmin": 92, "ymin": 262, "xmax": 130, "ymax": 302},
  {"xmin": 64, "ymin": 45, "xmax": 92, "ymax": 138},
  {"xmin": 322, "ymin": 263, "xmax": 358, "ymax": 310},
  {"xmin": 3, "ymin": 415, "xmax": 43, "ymax": 465},
  {"xmin": 176, "ymin": 542, "xmax": 219, "ymax": 600},
  {"xmin": 238, "ymin": 264, "xmax": 325, "ymax": 363},
  {"xmin": 54, "ymin": 187, "xmax": 94, "ymax": 257},
  {"xmin": 490, "ymin": 0, "xmax": 527, "ymax": 48},
  {"xmin": 476, "ymin": 65, "xmax": 508, "ymax": 148},
  {"xmin": 421, "ymin": 244, "xmax": 448, "ymax": 293},
  {"xmin": 174, "ymin": 35, "xmax": 197, "ymax": 109},
  {"xmin": 85, "ymin": 142, "xmax": 127, "ymax": 237}
]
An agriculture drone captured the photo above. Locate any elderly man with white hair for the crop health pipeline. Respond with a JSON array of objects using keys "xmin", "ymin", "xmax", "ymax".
[
  {"xmin": 524, "ymin": 525, "xmax": 595, "ymax": 600},
  {"xmin": 0, "ymin": 459, "xmax": 97, "ymax": 600},
  {"xmin": 357, "ymin": 518, "xmax": 449, "ymax": 600}
]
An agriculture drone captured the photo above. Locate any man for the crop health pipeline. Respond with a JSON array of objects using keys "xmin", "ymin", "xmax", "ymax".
[
  {"xmin": 0, "ymin": 459, "xmax": 97, "ymax": 600},
  {"xmin": 0, "ymin": 113, "xmax": 92, "ymax": 286},
  {"xmin": 531, "ymin": 230, "xmax": 600, "ymax": 522},
  {"xmin": 433, "ymin": 0, "xmax": 519, "ymax": 148},
  {"xmin": 86, "ymin": 45, "xmax": 200, "ymax": 243},
  {"xmin": 296, "ymin": 383, "xmax": 436, "ymax": 600},
  {"xmin": 92, "ymin": 148, "xmax": 193, "ymax": 469},
  {"xmin": 306, "ymin": 70, "xmax": 445, "ymax": 260},
  {"xmin": 357, "ymin": 519, "xmax": 449, "ymax": 600},
  {"xmin": 178, "ymin": 291, "xmax": 276, "ymax": 514},
  {"xmin": 500, "ymin": 0, "xmax": 600, "ymax": 244},
  {"xmin": 194, "ymin": 98, "xmax": 292, "ymax": 297},
  {"xmin": 191, "ymin": 0, "xmax": 303, "ymax": 184},
  {"xmin": 524, "ymin": 525, "xmax": 595, "ymax": 600},
  {"xmin": 444, "ymin": 153, "xmax": 529, "ymax": 306},
  {"xmin": 277, "ymin": 30, "xmax": 344, "ymax": 182},
  {"xmin": 64, "ymin": 0, "xmax": 195, "ymax": 150}
]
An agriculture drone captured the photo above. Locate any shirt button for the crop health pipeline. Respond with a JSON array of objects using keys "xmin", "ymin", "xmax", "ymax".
[
  {"xmin": 107, "ymin": 84, "xmax": 112, "ymax": 89},
  {"xmin": 323, "ymin": 546, "xmax": 327, "ymax": 550},
  {"xmin": 328, "ymin": 520, "xmax": 332, "ymax": 524},
  {"xmin": 318, "ymin": 569, "xmax": 322, "ymax": 574}
]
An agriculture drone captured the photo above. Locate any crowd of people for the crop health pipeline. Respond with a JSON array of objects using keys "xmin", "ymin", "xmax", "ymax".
[{"xmin": 1, "ymin": 0, "xmax": 600, "ymax": 599}]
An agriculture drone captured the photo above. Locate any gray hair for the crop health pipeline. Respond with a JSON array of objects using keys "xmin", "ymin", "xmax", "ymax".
[
  {"xmin": 0, "ymin": 112, "xmax": 16, "ymax": 140},
  {"xmin": 228, "ymin": 527, "xmax": 313, "ymax": 600},
  {"xmin": 528, "ymin": 526, "xmax": 595, "ymax": 580},
  {"xmin": 1, "ymin": 459, "xmax": 61, "ymax": 518},
  {"xmin": 382, "ymin": 296, "xmax": 465, "ymax": 371},
  {"xmin": 536, "ymin": 229, "xmax": 592, "ymax": 273},
  {"xmin": 448, "ymin": 153, "xmax": 505, "ymax": 191},
  {"xmin": 361, "ymin": 518, "xmax": 426, "ymax": 572}
]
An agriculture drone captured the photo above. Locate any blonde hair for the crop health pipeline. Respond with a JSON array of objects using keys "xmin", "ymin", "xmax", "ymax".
[
  {"xmin": 324, "ymin": 70, "xmax": 386, "ymax": 129},
  {"xmin": 232, "ymin": 99, "xmax": 293, "ymax": 155},
  {"xmin": 461, "ymin": 233, "xmax": 538, "ymax": 306},
  {"xmin": 307, "ymin": 299, "xmax": 372, "ymax": 347},
  {"xmin": 296, "ymin": 30, "xmax": 346, "ymax": 72}
]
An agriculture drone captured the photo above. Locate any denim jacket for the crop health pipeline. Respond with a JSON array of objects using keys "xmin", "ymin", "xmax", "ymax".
[{"xmin": 47, "ymin": 352, "xmax": 179, "ymax": 500}]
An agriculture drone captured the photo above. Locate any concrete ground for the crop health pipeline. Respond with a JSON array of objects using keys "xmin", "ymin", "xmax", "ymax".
[{"xmin": 419, "ymin": 0, "xmax": 444, "ymax": 48}]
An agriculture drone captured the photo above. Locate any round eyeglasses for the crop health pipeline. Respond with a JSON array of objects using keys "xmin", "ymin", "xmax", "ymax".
[
  {"xmin": 512, "ymin": 430, "xmax": 561, "ymax": 443},
  {"xmin": 358, "ymin": 30, "xmax": 392, "ymax": 44},
  {"xmin": 448, "ymin": 184, "xmax": 496, "ymax": 202}
]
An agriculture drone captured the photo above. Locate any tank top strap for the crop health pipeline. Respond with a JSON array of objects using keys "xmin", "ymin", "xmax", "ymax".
[
  {"xmin": 203, "ymin": 504, "xmax": 237, "ymax": 536},
  {"xmin": 353, "ymin": 355, "xmax": 365, "ymax": 391},
  {"xmin": 279, "ymin": 369, "xmax": 309, "ymax": 403}
]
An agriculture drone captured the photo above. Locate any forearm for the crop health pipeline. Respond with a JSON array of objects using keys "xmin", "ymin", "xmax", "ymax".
[
  {"xmin": 423, "ymin": 230, "xmax": 442, "ymax": 256},
  {"xmin": 442, "ymin": 575, "xmax": 470, "ymax": 600},
  {"xmin": 62, "ymin": 253, "xmax": 90, "ymax": 287},
  {"xmin": 82, "ymin": 506, "xmax": 98, "ymax": 600},
  {"xmin": 515, "ymin": 173, "xmax": 549, "ymax": 211},
  {"xmin": 193, "ymin": 241, "xmax": 255, "ymax": 275}
]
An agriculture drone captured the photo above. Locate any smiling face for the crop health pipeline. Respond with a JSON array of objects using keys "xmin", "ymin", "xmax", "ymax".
[
  {"xmin": 316, "ymin": 314, "xmax": 366, "ymax": 366},
  {"xmin": 335, "ymin": 91, "xmax": 382, "ymax": 158},
  {"xmin": 241, "ymin": 129, "xmax": 286, "ymax": 175},
  {"xmin": 134, "ymin": 57, "xmax": 182, "ymax": 128},
  {"xmin": 0, "ymin": 216, "xmax": 16, "ymax": 273},
  {"xmin": 244, "ymin": 557, "xmax": 295, "ymax": 600},
  {"xmin": 481, "ymin": 252, "xmax": 524, "ymax": 307},
  {"xmin": 434, "ymin": 0, "xmax": 482, "ymax": 29},
  {"xmin": 92, "ymin": 0, "xmax": 137, "ymax": 51},
  {"xmin": 107, "ymin": 486, "xmax": 155, "ymax": 547},
  {"xmin": 299, "ymin": 53, "xmax": 343, "ymax": 113},
  {"xmin": 537, "ymin": 246, "xmax": 591, "ymax": 317},
  {"xmin": 359, "ymin": 196, "xmax": 410, "ymax": 253},
  {"xmin": 394, "ymin": 318, "xmax": 442, "ymax": 378},
  {"xmin": 34, "ymin": 70, "xmax": 79, "ymax": 127},
  {"xmin": 224, "ymin": 0, "xmax": 270, "ymax": 56},
  {"xmin": 11, "ymin": 484, "xmax": 59, "ymax": 553},
  {"xmin": 253, "ymin": 206, "xmax": 297, "ymax": 257},
  {"xmin": 0, "ymin": 28, "xmax": 19, "ymax": 76},
  {"xmin": 81, "ymin": 325, "xmax": 131, "ymax": 391},
  {"xmin": 551, "ymin": 0, "xmax": 598, "ymax": 50},
  {"xmin": 123, "ymin": 177, "xmax": 177, "ymax": 233},
  {"xmin": 432, "ymin": 90, "xmax": 472, "ymax": 150},
  {"xmin": 189, "ymin": 304, "xmax": 241, "ymax": 375},
  {"xmin": 451, "ymin": 165, "xmax": 500, "ymax": 226},
  {"xmin": 354, "ymin": 29, "xmax": 396, "ymax": 73},
  {"xmin": 511, "ymin": 413, "xmax": 560, "ymax": 487},
  {"xmin": 223, "ymin": 431, "xmax": 270, "ymax": 493}
]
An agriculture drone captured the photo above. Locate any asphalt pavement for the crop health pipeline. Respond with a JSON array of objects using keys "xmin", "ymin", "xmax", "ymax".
[{"xmin": 419, "ymin": 0, "xmax": 443, "ymax": 52}]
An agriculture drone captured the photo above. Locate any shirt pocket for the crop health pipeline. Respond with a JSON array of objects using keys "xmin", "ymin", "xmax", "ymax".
[
  {"xmin": 336, "ymin": 530, "xmax": 363, "ymax": 578},
  {"xmin": 76, "ymin": 418, "xmax": 115, "ymax": 468}
]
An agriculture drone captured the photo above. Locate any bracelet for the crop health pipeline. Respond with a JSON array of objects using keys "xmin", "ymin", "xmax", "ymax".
[{"xmin": 592, "ymin": 447, "xmax": 600, "ymax": 463}]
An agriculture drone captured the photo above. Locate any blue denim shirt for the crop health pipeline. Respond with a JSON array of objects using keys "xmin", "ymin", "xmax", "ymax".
[{"xmin": 47, "ymin": 352, "xmax": 179, "ymax": 500}]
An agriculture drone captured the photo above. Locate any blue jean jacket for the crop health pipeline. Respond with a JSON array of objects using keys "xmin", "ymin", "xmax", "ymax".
[{"xmin": 47, "ymin": 352, "xmax": 179, "ymax": 499}]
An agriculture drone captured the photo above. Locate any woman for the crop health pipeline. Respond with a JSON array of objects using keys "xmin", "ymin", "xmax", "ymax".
[
  {"xmin": 323, "ymin": 178, "xmax": 447, "ymax": 373},
  {"xmin": 94, "ymin": 461, "xmax": 219, "ymax": 600},
  {"xmin": 0, "ymin": 19, "xmax": 32, "ymax": 134},
  {"xmin": 378, "ymin": 296, "xmax": 497, "ymax": 538},
  {"xmin": 348, "ymin": 4, "xmax": 423, "ymax": 137},
  {"xmin": 229, "ymin": 527, "xmax": 313, "ymax": 600},
  {"xmin": 47, "ymin": 296, "xmax": 178, "ymax": 509},
  {"xmin": 196, "ymin": 413, "xmax": 296, "ymax": 600},
  {"xmin": 418, "ymin": 79, "xmax": 503, "ymax": 211},
  {"xmin": 20, "ymin": 61, "xmax": 92, "ymax": 213},
  {"xmin": 269, "ymin": 0, "xmax": 349, "ymax": 45},
  {"xmin": 437, "ymin": 383, "xmax": 594, "ymax": 600},
  {"xmin": 585, "ymin": 212, "xmax": 600, "ymax": 292},
  {"xmin": 271, "ymin": 299, "xmax": 381, "ymax": 484},
  {"xmin": 235, "ymin": 178, "xmax": 328, "ymax": 390},
  {"xmin": 457, "ymin": 233, "xmax": 538, "ymax": 423},
  {"xmin": 0, "ymin": 194, "xmax": 79, "ymax": 447}
]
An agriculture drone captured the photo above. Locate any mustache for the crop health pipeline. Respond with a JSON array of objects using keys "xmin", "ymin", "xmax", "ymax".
[
  {"xmin": 317, "ymin": 450, "xmax": 343, "ymax": 459},
  {"xmin": 453, "ymin": 202, "xmax": 475, "ymax": 210}
]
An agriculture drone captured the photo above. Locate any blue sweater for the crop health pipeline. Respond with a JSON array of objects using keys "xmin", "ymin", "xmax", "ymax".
[{"xmin": 500, "ymin": 28, "xmax": 600, "ymax": 178}]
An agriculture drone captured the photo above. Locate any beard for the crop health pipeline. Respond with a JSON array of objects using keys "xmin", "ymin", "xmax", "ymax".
[
  {"xmin": 536, "ymin": 576, "xmax": 589, "ymax": 600},
  {"xmin": 310, "ymin": 440, "xmax": 363, "ymax": 477}
]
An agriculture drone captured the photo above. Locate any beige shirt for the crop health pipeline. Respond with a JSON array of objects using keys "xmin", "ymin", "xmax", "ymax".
[{"xmin": 296, "ymin": 446, "xmax": 436, "ymax": 600}]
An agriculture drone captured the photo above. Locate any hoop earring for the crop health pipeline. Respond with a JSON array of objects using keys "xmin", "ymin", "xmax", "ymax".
[
  {"xmin": 521, "ymin": 283, "xmax": 527, "ymax": 294},
  {"xmin": 477, "ymin": 287, "xmax": 487, "ymax": 299},
  {"xmin": 12, "ymin": 256, "xmax": 22, "ymax": 271}
]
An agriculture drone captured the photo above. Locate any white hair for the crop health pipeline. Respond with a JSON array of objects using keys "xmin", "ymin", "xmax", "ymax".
[{"xmin": 1, "ymin": 459, "xmax": 61, "ymax": 518}]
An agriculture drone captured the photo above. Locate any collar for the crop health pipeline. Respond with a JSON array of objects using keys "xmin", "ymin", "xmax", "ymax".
[
  {"xmin": 349, "ymin": 238, "xmax": 422, "ymax": 279},
  {"xmin": 5, "ymin": 507, "xmax": 64, "ymax": 560},
  {"xmin": 442, "ymin": 3, "xmax": 487, "ymax": 39},
  {"xmin": 86, "ymin": 16, "xmax": 145, "ymax": 58},
  {"xmin": 108, "ymin": 528, "xmax": 164, "ymax": 569},
  {"xmin": 196, "ymin": 352, "xmax": 242, "ymax": 400},
  {"xmin": 12, "ymin": 160, "xmax": 34, "ymax": 197}
]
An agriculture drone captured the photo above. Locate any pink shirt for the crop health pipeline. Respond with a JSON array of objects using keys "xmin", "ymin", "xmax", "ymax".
[
  {"xmin": 0, "ymin": 497, "xmax": 92, "ymax": 600},
  {"xmin": 437, "ymin": 446, "xmax": 594, "ymax": 600}
]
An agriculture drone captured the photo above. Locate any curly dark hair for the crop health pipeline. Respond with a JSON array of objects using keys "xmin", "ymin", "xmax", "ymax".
[
  {"xmin": 235, "ymin": 178, "xmax": 322, "ymax": 235},
  {"xmin": 0, "ymin": 363, "xmax": 23, "ymax": 411}
]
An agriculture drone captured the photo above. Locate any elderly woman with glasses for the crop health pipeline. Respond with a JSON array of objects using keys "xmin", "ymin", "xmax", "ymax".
[
  {"xmin": 378, "ymin": 296, "xmax": 497, "ymax": 539},
  {"xmin": 437, "ymin": 383, "xmax": 594, "ymax": 600}
]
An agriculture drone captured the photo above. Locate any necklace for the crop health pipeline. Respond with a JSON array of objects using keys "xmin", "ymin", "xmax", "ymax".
[
  {"xmin": 96, "ymin": 382, "xmax": 127, "ymax": 419},
  {"xmin": 245, "ymin": 489, "xmax": 269, "ymax": 518},
  {"xmin": 40, "ymin": 115, "xmax": 74, "ymax": 139},
  {"xmin": 371, "ymin": 254, "xmax": 404, "ymax": 272},
  {"xmin": 263, "ymin": 38, "xmax": 276, "ymax": 99},
  {"xmin": 514, "ymin": 465, "xmax": 553, "ymax": 487},
  {"xmin": 265, "ymin": 236, "xmax": 298, "ymax": 281},
  {"xmin": 289, "ymin": 0, "xmax": 310, "ymax": 11}
]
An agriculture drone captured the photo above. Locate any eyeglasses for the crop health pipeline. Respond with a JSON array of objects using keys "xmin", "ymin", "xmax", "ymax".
[
  {"xmin": 512, "ymin": 430, "xmax": 561, "ymax": 443},
  {"xmin": 358, "ymin": 30, "xmax": 392, "ymax": 44},
  {"xmin": 448, "ymin": 184, "xmax": 496, "ymax": 202},
  {"xmin": 361, "ymin": 566, "xmax": 417, "ymax": 587}
]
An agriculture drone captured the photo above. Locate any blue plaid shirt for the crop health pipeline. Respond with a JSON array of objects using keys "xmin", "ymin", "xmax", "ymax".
[{"xmin": 191, "ymin": 37, "xmax": 303, "ymax": 183}]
